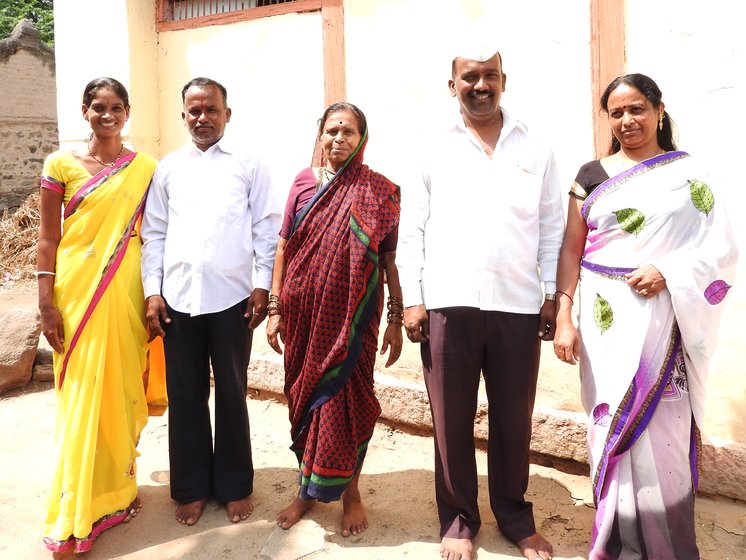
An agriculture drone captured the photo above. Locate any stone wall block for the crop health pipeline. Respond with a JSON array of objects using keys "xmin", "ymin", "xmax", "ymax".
[
  {"xmin": 699, "ymin": 441, "xmax": 746, "ymax": 501},
  {"xmin": 0, "ymin": 20, "xmax": 58, "ymax": 213},
  {"xmin": 245, "ymin": 354, "xmax": 746, "ymax": 501},
  {"xmin": 32, "ymin": 336, "xmax": 54, "ymax": 382},
  {"xmin": 0, "ymin": 310, "xmax": 41, "ymax": 393}
]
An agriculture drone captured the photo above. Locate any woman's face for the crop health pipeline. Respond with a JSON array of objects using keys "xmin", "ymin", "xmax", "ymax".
[
  {"xmin": 319, "ymin": 109, "xmax": 362, "ymax": 171},
  {"xmin": 82, "ymin": 87, "xmax": 129, "ymax": 139},
  {"xmin": 606, "ymin": 83, "xmax": 662, "ymax": 153}
]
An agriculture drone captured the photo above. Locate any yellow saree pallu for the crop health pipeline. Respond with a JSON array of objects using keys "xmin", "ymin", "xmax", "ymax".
[{"xmin": 41, "ymin": 151, "xmax": 158, "ymax": 553}]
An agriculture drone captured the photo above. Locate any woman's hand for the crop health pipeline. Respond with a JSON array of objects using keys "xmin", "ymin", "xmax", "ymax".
[
  {"xmin": 625, "ymin": 265, "xmax": 666, "ymax": 298},
  {"xmin": 40, "ymin": 305, "xmax": 65, "ymax": 354},
  {"xmin": 266, "ymin": 314, "xmax": 285, "ymax": 355},
  {"xmin": 380, "ymin": 322, "xmax": 403, "ymax": 367},
  {"xmin": 553, "ymin": 316, "xmax": 580, "ymax": 365}
]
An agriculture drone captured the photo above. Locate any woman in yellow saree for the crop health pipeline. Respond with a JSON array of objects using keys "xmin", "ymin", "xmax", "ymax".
[{"xmin": 37, "ymin": 78, "xmax": 159, "ymax": 556}]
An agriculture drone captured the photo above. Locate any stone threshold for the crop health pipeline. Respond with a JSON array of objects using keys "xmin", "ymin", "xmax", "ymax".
[{"xmin": 248, "ymin": 352, "xmax": 746, "ymax": 503}]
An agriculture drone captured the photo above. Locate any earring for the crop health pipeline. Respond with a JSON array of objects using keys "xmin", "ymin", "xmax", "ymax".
[{"xmin": 658, "ymin": 112, "xmax": 664, "ymax": 131}]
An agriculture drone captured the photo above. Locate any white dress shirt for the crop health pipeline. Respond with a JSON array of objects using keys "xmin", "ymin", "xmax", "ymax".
[
  {"xmin": 141, "ymin": 138, "xmax": 281, "ymax": 316},
  {"xmin": 397, "ymin": 108, "xmax": 564, "ymax": 314}
]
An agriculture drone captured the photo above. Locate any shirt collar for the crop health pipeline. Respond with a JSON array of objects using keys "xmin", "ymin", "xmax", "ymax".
[
  {"xmin": 451, "ymin": 105, "xmax": 527, "ymax": 145},
  {"xmin": 185, "ymin": 135, "xmax": 236, "ymax": 156}
]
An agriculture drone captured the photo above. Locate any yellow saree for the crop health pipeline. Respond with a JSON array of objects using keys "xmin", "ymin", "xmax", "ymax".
[{"xmin": 40, "ymin": 151, "xmax": 159, "ymax": 553}]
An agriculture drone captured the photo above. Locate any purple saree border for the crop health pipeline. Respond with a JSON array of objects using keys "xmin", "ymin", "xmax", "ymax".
[
  {"xmin": 582, "ymin": 151, "xmax": 689, "ymax": 221},
  {"xmin": 580, "ymin": 260, "xmax": 635, "ymax": 279},
  {"xmin": 592, "ymin": 327, "xmax": 682, "ymax": 503}
]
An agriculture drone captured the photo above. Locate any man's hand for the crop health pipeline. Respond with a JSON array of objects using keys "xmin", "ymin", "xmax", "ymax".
[
  {"xmin": 538, "ymin": 299, "xmax": 556, "ymax": 341},
  {"xmin": 404, "ymin": 304, "xmax": 429, "ymax": 343},
  {"xmin": 146, "ymin": 295, "xmax": 171, "ymax": 341},
  {"xmin": 245, "ymin": 288, "xmax": 269, "ymax": 330}
]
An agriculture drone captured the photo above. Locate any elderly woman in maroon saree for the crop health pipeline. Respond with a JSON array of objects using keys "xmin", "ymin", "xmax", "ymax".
[{"xmin": 266, "ymin": 102, "xmax": 402, "ymax": 537}]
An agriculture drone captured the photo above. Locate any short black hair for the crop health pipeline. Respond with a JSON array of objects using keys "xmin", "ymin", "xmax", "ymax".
[
  {"xmin": 82, "ymin": 77, "xmax": 130, "ymax": 109},
  {"xmin": 181, "ymin": 77, "xmax": 228, "ymax": 106}
]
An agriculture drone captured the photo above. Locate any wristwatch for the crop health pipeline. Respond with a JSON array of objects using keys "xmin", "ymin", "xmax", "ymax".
[{"xmin": 544, "ymin": 293, "xmax": 556, "ymax": 301}]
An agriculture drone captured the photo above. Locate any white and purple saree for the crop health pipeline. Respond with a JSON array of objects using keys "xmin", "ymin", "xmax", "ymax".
[{"xmin": 577, "ymin": 151, "xmax": 737, "ymax": 559}]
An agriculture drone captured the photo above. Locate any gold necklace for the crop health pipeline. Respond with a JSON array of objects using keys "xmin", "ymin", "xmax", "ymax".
[
  {"xmin": 89, "ymin": 143, "xmax": 124, "ymax": 168},
  {"xmin": 316, "ymin": 166, "xmax": 337, "ymax": 191}
]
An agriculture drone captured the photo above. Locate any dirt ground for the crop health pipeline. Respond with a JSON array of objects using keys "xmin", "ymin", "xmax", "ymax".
[{"xmin": 1, "ymin": 281, "xmax": 745, "ymax": 559}]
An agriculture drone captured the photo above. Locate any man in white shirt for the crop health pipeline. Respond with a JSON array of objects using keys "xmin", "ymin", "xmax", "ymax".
[
  {"xmin": 141, "ymin": 77, "xmax": 280, "ymax": 527},
  {"xmin": 397, "ymin": 51, "xmax": 563, "ymax": 560}
]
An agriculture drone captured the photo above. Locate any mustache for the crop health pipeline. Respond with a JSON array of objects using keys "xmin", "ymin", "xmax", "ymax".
[{"xmin": 468, "ymin": 90, "xmax": 493, "ymax": 98}]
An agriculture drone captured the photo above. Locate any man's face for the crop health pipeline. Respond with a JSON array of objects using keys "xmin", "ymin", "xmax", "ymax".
[
  {"xmin": 449, "ymin": 54, "xmax": 506, "ymax": 122},
  {"xmin": 182, "ymin": 85, "xmax": 231, "ymax": 151}
]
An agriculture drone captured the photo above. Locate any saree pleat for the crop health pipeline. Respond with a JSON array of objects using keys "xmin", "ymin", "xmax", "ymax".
[
  {"xmin": 577, "ymin": 152, "xmax": 737, "ymax": 559},
  {"xmin": 42, "ymin": 152, "xmax": 157, "ymax": 553},
  {"xmin": 281, "ymin": 135, "xmax": 400, "ymax": 502}
]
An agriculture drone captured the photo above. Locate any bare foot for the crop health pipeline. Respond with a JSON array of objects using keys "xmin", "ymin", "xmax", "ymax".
[
  {"xmin": 440, "ymin": 537, "xmax": 474, "ymax": 560},
  {"xmin": 341, "ymin": 487, "xmax": 368, "ymax": 537},
  {"xmin": 518, "ymin": 532, "xmax": 553, "ymax": 560},
  {"xmin": 175, "ymin": 498, "xmax": 207, "ymax": 526},
  {"xmin": 276, "ymin": 496, "xmax": 315, "ymax": 529},
  {"xmin": 226, "ymin": 496, "xmax": 254, "ymax": 523},
  {"xmin": 122, "ymin": 496, "xmax": 142, "ymax": 523}
]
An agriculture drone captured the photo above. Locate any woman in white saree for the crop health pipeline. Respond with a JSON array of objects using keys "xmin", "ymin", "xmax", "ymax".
[{"xmin": 553, "ymin": 74, "xmax": 737, "ymax": 559}]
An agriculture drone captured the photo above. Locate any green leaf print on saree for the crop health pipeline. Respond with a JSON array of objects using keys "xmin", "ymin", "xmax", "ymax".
[
  {"xmin": 689, "ymin": 179, "xmax": 714, "ymax": 215},
  {"xmin": 613, "ymin": 208, "xmax": 645, "ymax": 236},
  {"xmin": 593, "ymin": 294, "xmax": 613, "ymax": 334}
]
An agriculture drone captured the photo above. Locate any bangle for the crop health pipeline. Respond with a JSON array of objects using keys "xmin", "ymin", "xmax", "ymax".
[
  {"xmin": 386, "ymin": 295, "xmax": 404, "ymax": 324},
  {"xmin": 35, "ymin": 271, "xmax": 56, "ymax": 277},
  {"xmin": 555, "ymin": 290, "xmax": 574, "ymax": 305},
  {"xmin": 267, "ymin": 293, "xmax": 282, "ymax": 314}
]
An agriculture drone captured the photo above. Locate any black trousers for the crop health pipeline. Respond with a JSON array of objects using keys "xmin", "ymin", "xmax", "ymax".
[
  {"xmin": 422, "ymin": 307, "xmax": 540, "ymax": 543},
  {"xmin": 163, "ymin": 298, "xmax": 253, "ymax": 504}
]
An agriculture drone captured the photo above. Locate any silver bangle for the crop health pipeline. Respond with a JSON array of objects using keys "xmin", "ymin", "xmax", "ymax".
[{"xmin": 35, "ymin": 271, "xmax": 56, "ymax": 277}]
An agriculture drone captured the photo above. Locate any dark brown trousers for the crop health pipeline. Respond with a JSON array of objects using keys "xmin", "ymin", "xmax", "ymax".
[{"xmin": 422, "ymin": 307, "xmax": 540, "ymax": 543}]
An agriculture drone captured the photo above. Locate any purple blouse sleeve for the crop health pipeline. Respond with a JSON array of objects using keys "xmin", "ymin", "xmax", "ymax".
[{"xmin": 280, "ymin": 167, "xmax": 317, "ymax": 239}]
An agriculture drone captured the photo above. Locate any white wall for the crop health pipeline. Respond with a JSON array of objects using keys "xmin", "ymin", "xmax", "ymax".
[
  {"xmin": 156, "ymin": 12, "xmax": 324, "ymax": 202},
  {"xmin": 344, "ymin": 0, "xmax": 593, "ymax": 190},
  {"xmin": 50, "ymin": 0, "xmax": 744, "ymax": 441},
  {"xmin": 53, "ymin": 0, "xmax": 134, "ymax": 148},
  {"xmin": 627, "ymin": 0, "xmax": 746, "ymax": 441}
]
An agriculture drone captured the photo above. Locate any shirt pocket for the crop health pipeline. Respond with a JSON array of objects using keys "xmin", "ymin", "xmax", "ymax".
[{"xmin": 498, "ymin": 165, "xmax": 541, "ymax": 220}]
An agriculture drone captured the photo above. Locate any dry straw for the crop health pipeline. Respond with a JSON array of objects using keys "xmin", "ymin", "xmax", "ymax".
[{"xmin": 0, "ymin": 192, "xmax": 40, "ymax": 281}]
